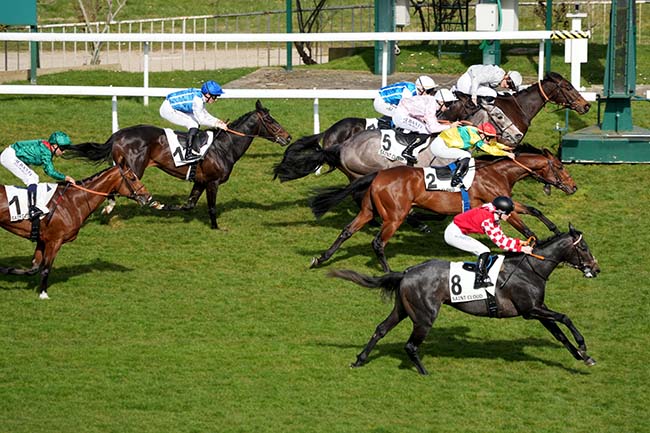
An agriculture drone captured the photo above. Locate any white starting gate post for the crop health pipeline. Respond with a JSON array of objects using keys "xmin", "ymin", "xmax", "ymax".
[{"xmin": 565, "ymin": 10, "xmax": 588, "ymax": 91}]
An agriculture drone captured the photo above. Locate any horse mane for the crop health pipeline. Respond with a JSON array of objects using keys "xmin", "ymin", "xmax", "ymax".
[{"xmin": 228, "ymin": 109, "xmax": 259, "ymax": 130}]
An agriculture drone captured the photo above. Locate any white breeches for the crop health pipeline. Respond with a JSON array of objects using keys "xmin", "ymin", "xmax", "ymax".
[
  {"xmin": 0, "ymin": 147, "xmax": 39, "ymax": 185},
  {"xmin": 159, "ymin": 100, "xmax": 200, "ymax": 129},
  {"xmin": 373, "ymin": 97, "xmax": 397, "ymax": 117},
  {"xmin": 392, "ymin": 108, "xmax": 428, "ymax": 134},
  {"xmin": 444, "ymin": 222, "xmax": 490, "ymax": 256},
  {"xmin": 455, "ymin": 74, "xmax": 498, "ymax": 98},
  {"xmin": 429, "ymin": 136, "xmax": 471, "ymax": 161}
]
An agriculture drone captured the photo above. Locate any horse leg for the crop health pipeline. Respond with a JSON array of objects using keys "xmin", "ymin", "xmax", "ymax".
[
  {"xmin": 101, "ymin": 195, "xmax": 117, "ymax": 215},
  {"xmin": 181, "ymin": 182, "xmax": 206, "ymax": 210},
  {"xmin": 405, "ymin": 211, "xmax": 432, "ymax": 234},
  {"xmin": 372, "ymin": 218, "xmax": 405, "ymax": 273},
  {"xmin": 526, "ymin": 306, "xmax": 595, "ymax": 366},
  {"xmin": 310, "ymin": 208, "xmax": 374, "ymax": 268},
  {"xmin": 38, "ymin": 240, "xmax": 63, "ymax": 300},
  {"xmin": 203, "ymin": 181, "xmax": 221, "ymax": 229},
  {"xmin": 504, "ymin": 212, "xmax": 537, "ymax": 239},
  {"xmin": 352, "ymin": 302, "xmax": 408, "ymax": 368},
  {"xmin": 522, "ymin": 205, "xmax": 560, "ymax": 234},
  {"xmin": 404, "ymin": 321, "xmax": 434, "ymax": 376}
]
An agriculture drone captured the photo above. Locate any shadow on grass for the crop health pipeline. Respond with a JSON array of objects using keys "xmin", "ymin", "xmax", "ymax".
[
  {"xmin": 321, "ymin": 325, "xmax": 590, "ymax": 374},
  {"xmin": 0, "ymin": 257, "xmax": 133, "ymax": 291}
]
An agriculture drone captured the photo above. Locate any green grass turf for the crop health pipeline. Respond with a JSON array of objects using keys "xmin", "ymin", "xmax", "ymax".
[{"xmin": 0, "ymin": 66, "xmax": 649, "ymax": 433}]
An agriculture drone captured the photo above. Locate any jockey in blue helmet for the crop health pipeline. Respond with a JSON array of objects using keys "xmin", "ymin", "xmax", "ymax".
[{"xmin": 159, "ymin": 80, "xmax": 227, "ymax": 161}]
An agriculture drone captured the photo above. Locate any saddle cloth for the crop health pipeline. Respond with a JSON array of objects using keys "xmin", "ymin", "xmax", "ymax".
[
  {"xmin": 4, "ymin": 183, "xmax": 58, "ymax": 222},
  {"xmin": 165, "ymin": 128, "xmax": 215, "ymax": 167},
  {"xmin": 422, "ymin": 159, "xmax": 476, "ymax": 192},
  {"xmin": 448, "ymin": 255, "xmax": 505, "ymax": 303},
  {"xmin": 376, "ymin": 129, "xmax": 433, "ymax": 164}
]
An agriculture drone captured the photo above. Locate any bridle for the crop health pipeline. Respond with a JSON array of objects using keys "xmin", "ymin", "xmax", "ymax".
[
  {"xmin": 72, "ymin": 166, "xmax": 146, "ymax": 200},
  {"xmin": 510, "ymin": 155, "xmax": 572, "ymax": 192},
  {"xmin": 537, "ymin": 78, "xmax": 580, "ymax": 111},
  {"xmin": 224, "ymin": 110, "xmax": 287, "ymax": 143}
]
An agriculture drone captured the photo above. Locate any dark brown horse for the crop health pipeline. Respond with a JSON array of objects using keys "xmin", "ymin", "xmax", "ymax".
[
  {"xmin": 0, "ymin": 166, "xmax": 152, "ymax": 299},
  {"xmin": 330, "ymin": 225, "xmax": 600, "ymax": 375},
  {"xmin": 273, "ymin": 73, "xmax": 589, "ymax": 183},
  {"xmin": 68, "ymin": 100, "xmax": 291, "ymax": 229},
  {"xmin": 309, "ymin": 148, "xmax": 577, "ymax": 272}
]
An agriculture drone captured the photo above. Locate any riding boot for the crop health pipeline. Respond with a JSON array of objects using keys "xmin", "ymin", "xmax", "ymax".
[
  {"xmin": 474, "ymin": 252, "xmax": 493, "ymax": 289},
  {"xmin": 401, "ymin": 142, "xmax": 419, "ymax": 165},
  {"xmin": 27, "ymin": 184, "xmax": 41, "ymax": 241},
  {"xmin": 450, "ymin": 158, "xmax": 470, "ymax": 187},
  {"xmin": 185, "ymin": 127, "xmax": 201, "ymax": 161}
]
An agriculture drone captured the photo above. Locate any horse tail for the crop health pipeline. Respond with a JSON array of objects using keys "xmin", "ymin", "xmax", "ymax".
[
  {"xmin": 328, "ymin": 269, "xmax": 403, "ymax": 298},
  {"xmin": 64, "ymin": 136, "xmax": 115, "ymax": 165},
  {"xmin": 309, "ymin": 172, "xmax": 378, "ymax": 219},
  {"xmin": 273, "ymin": 133, "xmax": 340, "ymax": 182}
]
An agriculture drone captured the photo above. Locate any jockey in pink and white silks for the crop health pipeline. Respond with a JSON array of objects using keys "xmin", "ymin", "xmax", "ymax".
[
  {"xmin": 455, "ymin": 64, "xmax": 523, "ymax": 105},
  {"xmin": 159, "ymin": 80, "xmax": 228, "ymax": 161},
  {"xmin": 373, "ymin": 75, "xmax": 438, "ymax": 117}
]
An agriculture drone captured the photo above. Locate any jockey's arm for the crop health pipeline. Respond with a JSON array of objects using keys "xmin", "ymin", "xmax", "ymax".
[{"xmin": 192, "ymin": 96, "xmax": 222, "ymax": 128}]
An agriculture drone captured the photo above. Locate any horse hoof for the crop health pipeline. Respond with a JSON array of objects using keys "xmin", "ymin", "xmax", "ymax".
[
  {"xmin": 350, "ymin": 361, "xmax": 364, "ymax": 369},
  {"xmin": 309, "ymin": 257, "xmax": 320, "ymax": 268},
  {"xmin": 149, "ymin": 201, "xmax": 165, "ymax": 210},
  {"xmin": 418, "ymin": 225, "xmax": 432, "ymax": 234},
  {"xmin": 38, "ymin": 292, "xmax": 50, "ymax": 300},
  {"xmin": 584, "ymin": 357, "xmax": 596, "ymax": 366}
]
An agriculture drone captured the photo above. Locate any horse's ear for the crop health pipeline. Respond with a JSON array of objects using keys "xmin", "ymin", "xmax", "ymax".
[
  {"xmin": 256, "ymin": 99, "xmax": 264, "ymax": 111},
  {"xmin": 568, "ymin": 222, "xmax": 576, "ymax": 234}
]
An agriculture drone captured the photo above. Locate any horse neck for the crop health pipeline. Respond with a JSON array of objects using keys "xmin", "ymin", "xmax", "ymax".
[
  {"xmin": 215, "ymin": 115, "xmax": 257, "ymax": 160},
  {"xmin": 70, "ymin": 168, "xmax": 121, "ymax": 214},
  {"xmin": 510, "ymin": 85, "xmax": 547, "ymax": 123},
  {"xmin": 531, "ymin": 234, "xmax": 574, "ymax": 275}
]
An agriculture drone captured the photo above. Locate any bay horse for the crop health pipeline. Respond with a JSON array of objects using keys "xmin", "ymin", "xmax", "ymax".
[
  {"xmin": 329, "ymin": 225, "xmax": 600, "ymax": 375},
  {"xmin": 309, "ymin": 148, "xmax": 577, "ymax": 272},
  {"xmin": 67, "ymin": 100, "xmax": 291, "ymax": 229},
  {"xmin": 0, "ymin": 166, "xmax": 152, "ymax": 299},
  {"xmin": 273, "ymin": 72, "xmax": 589, "ymax": 183}
]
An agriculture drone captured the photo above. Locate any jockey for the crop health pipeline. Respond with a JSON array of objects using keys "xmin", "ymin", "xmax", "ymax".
[
  {"xmin": 159, "ymin": 80, "xmax": 228, "ymax": 161},
  {"xmin": 433, "ymin": 88, "xmax": 458, "ymax": 113},
  {"xmin": 444, "ymin": 196, "xmax": 533, "ymax": 288},
  {"xmin": 373, "ymin": 75, "xmax": 438, "ymax": 117},
  {"xmin": 0, "ymin": 131, "xmax": 76, "ymax": 223},
  {"xmin": 393, "ymin": 92, "xmax": 454, "ymax": 163},
  {"xmin": 455, "ymin": 65, "xmax": 523, "ymax": 105},
  {"xmin": 429, "ymin": 122, "xmax": 515, "ymax": 187}
]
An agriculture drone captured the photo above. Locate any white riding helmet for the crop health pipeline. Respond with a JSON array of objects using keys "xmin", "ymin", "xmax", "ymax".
[
  {"xmin": 507, "ymin": 70, "xmax": 523, "ymax": 90},
  {"xmin": 416, "ymin": 75, "xmax": 438, "ymax": 94},
  {"xmin": 433, "ymin": 88, "xmax": 458, "ymax": 103}
]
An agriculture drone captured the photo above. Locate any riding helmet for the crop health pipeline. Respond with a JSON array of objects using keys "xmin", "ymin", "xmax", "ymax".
[
  {"xmin": 201, "ymin": 80, "xmax": 224, "ymax": 97},
  {"xmin": 48, "ymin": 131, "xmax": 72, "ymax": 147},
  {"xmin": 492, "ymin": 196, "xmax": 515, "ymax": 214},
  {"xmin": 507, "ymin": 71, "xmax": 523, "ymax": 90},
  {"xmin": 416, "ymin": 75, "xmax": 437, "ymax": 94},
  {"xmin": 476, "ymin": 122, "xmax": 497, "ymax": 137}
]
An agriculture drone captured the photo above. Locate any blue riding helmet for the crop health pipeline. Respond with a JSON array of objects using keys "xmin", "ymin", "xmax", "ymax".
[
  {"xmin": 201, "ymin": 80, "xmax": 224, "ymax": 97},
  {"xmin": 48, "ymin": 131, "xmax": 72, "ymax": 148}
]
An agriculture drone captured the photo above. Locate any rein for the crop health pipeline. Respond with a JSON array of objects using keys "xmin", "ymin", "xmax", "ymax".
[
  {"xmin": 224, "ymin": 111, "xmax": 285, "ymax": 140},
  {"xmin": 71, "ymin": 183, "xmax": 111, "ymax": 197},
  {"xmin": 510, "ymin": 156, "xmax": 568, "ymax": 191}
]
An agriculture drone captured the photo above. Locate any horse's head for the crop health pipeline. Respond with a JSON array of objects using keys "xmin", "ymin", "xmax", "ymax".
[
  {"xmin": 515, "ymin": 146, "xmax": 578, "ymax": 195},
  {"xmin": 254, "ymin": 99, "xmax": 292, "ymax": 146},
  {"xmin": 116, "ymin": 166, "xmax": 152, "ymax": 206},
  {"xmin": 563, "ymin": 224, "xmax": 600, "ymax": 278},
  {"xmin": 540, "ymin": 72, "xmax": 590, "ymax": 114}
]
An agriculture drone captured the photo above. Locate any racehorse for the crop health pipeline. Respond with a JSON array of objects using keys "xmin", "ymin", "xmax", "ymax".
[
  {"xmin": 273, "ymin": 72, "xmax": 590, "ymax": 183},
  {"xmin": 309, "ymin": 148, "xmax": 577, "ymax": 272},
  {"xmin": 0, "ymin": 166, "xmax": 152, "ymax": 299},
  {"xmin": 329, "ymin": 225, "xmax": 600, "ymax": 375},
  {"xmin": 67, "ymin": 100, "xmax": 291, "ymax": 229}
]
